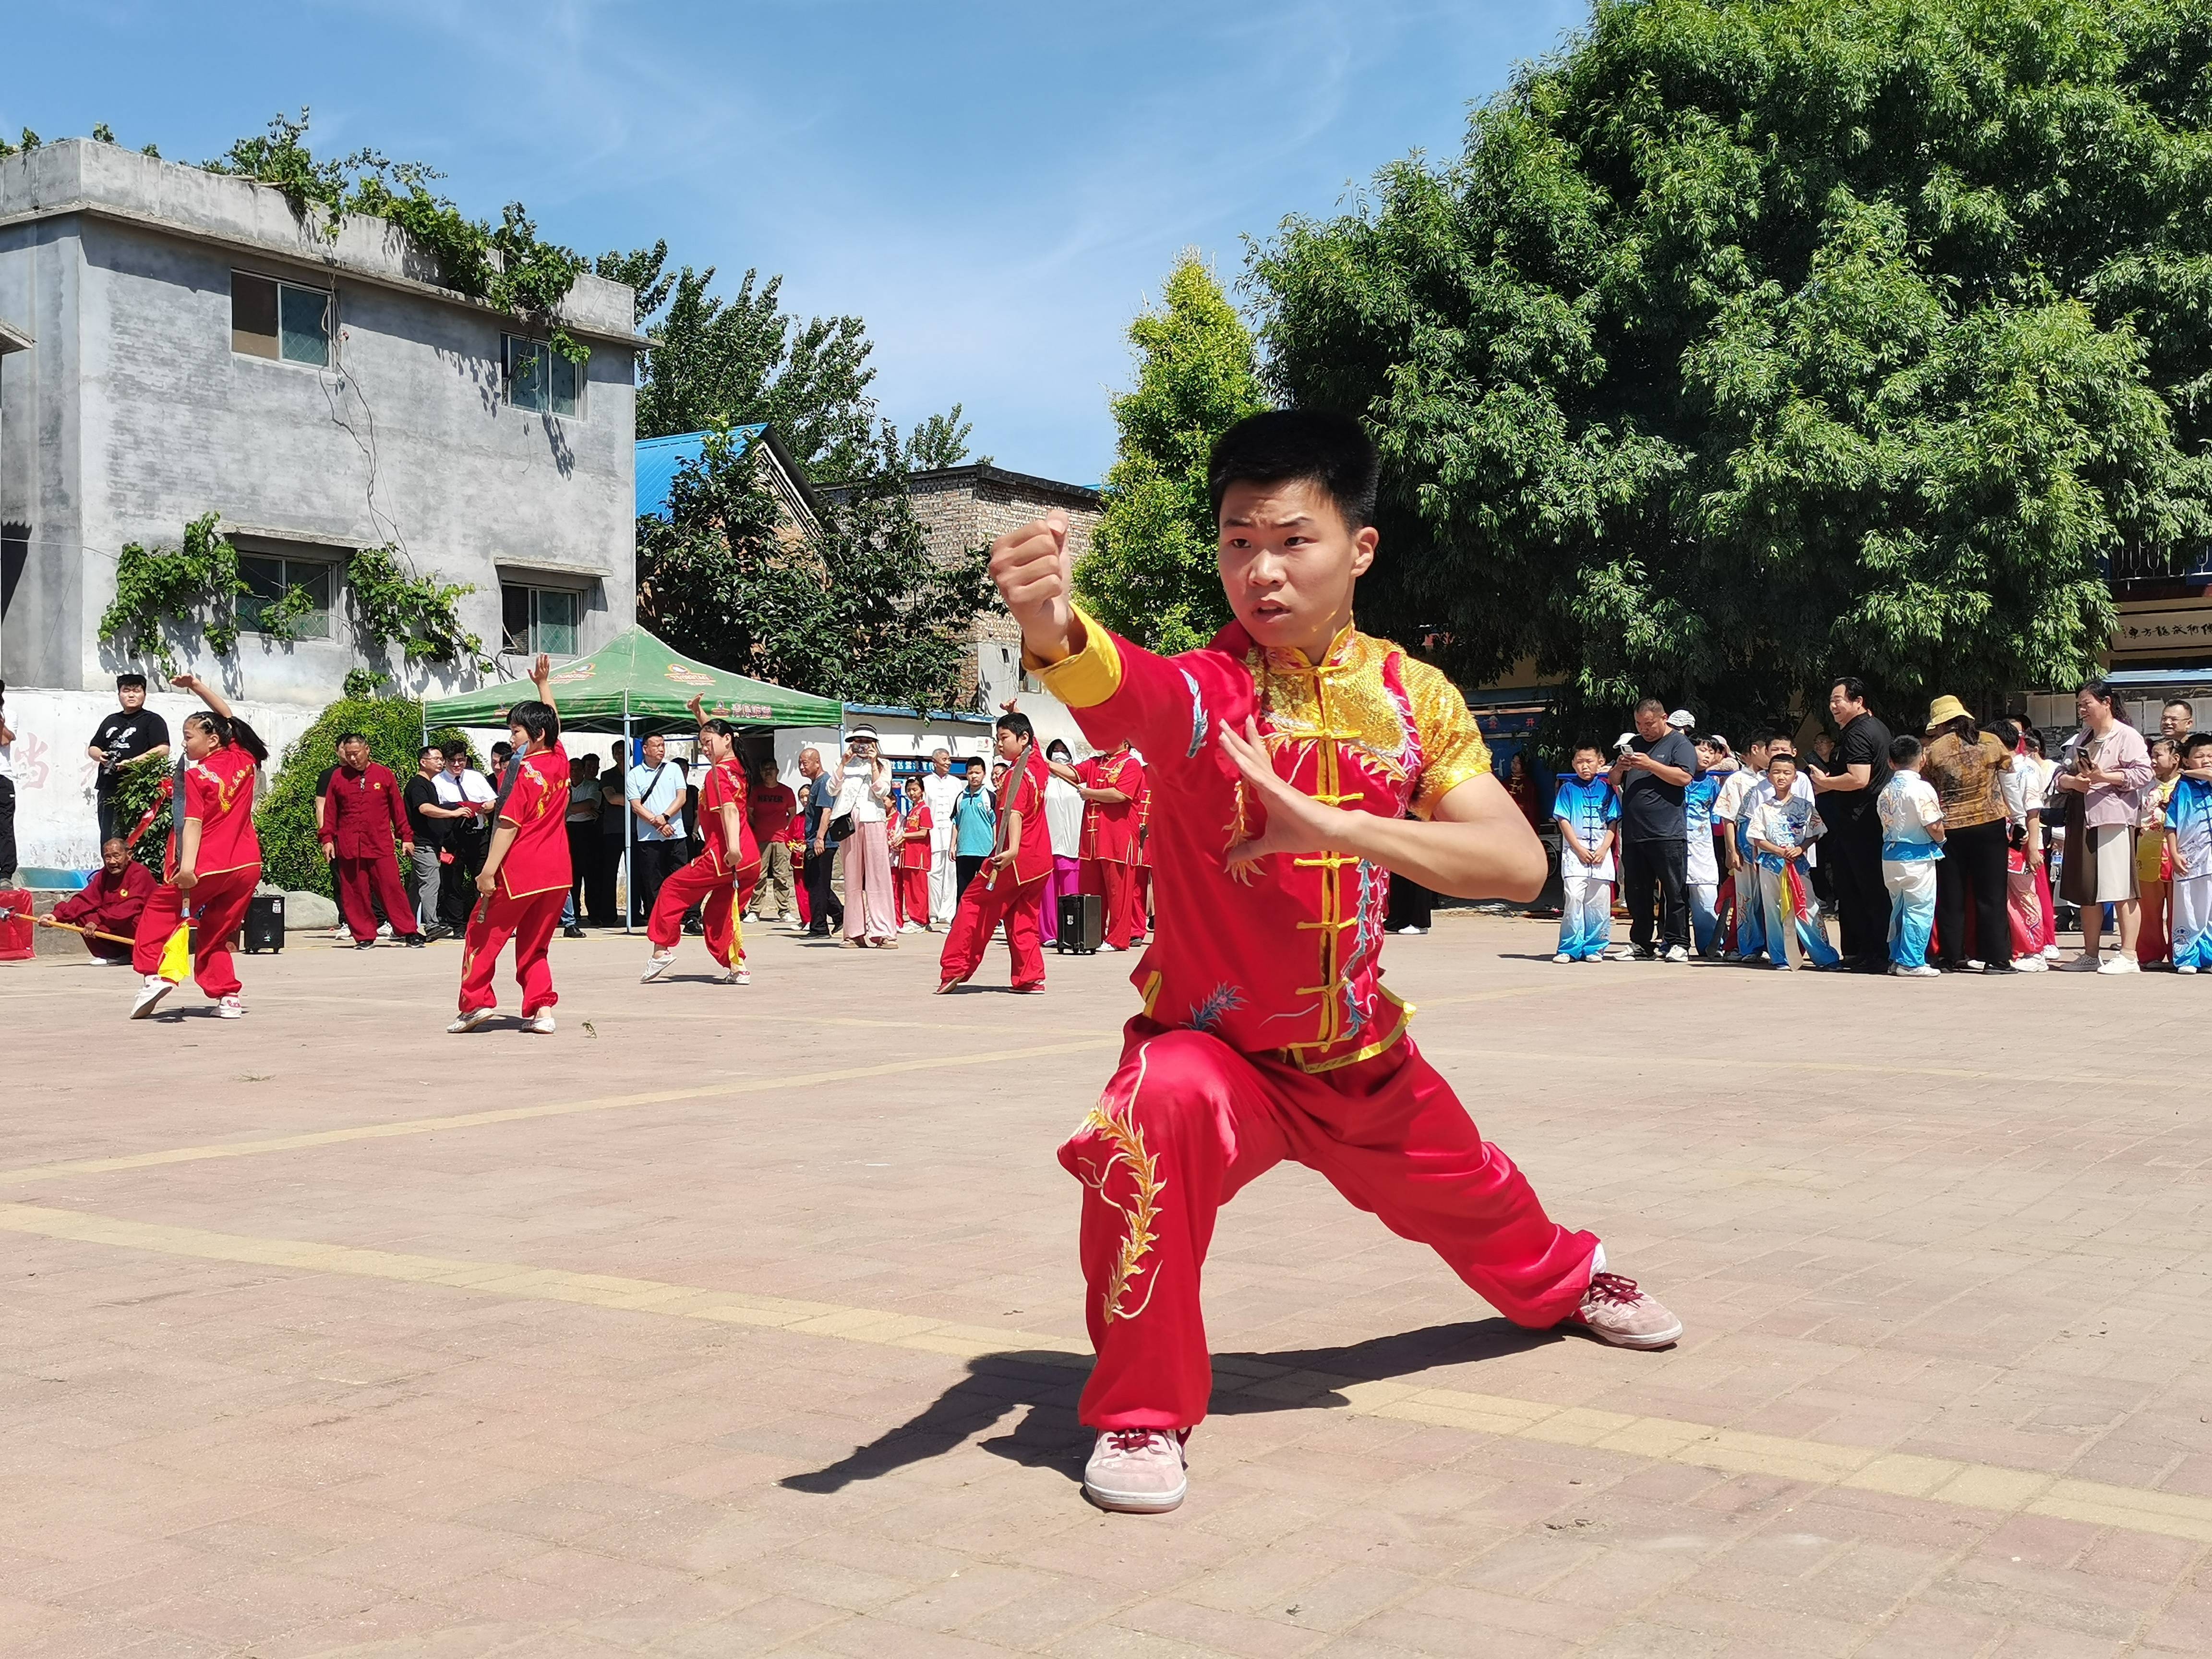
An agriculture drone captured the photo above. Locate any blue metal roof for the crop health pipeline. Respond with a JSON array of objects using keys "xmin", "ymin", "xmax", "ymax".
[{"xmin": 635, "ymin": 425, "xmax": 765, "ymax": 520}]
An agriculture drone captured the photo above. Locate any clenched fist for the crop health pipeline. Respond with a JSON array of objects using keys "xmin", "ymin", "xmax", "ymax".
[{"xmin": 989, "ymin": 508, "xmax": 1082, "ymax": 666}]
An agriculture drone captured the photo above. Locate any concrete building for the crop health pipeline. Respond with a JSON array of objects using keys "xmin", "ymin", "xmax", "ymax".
[{"xmin": 0, "ymin": 138, "xmax": 643, "ymax": 868}]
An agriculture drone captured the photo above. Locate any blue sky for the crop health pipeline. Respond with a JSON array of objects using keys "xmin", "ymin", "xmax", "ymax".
[{"xmin": 10, "ymin": 0, "xmax": 1587, "ymax": 484}]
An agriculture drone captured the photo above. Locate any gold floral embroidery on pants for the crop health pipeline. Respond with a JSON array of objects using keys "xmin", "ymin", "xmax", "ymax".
[{"xmin": 1077, "ymin": 1046, "xmax": 1167, "ymax": 1324}]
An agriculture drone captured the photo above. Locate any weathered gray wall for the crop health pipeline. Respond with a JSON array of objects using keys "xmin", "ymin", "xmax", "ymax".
[{"xmin": 0, "ymin": 140, "xmax": 636, "ymax": 703}]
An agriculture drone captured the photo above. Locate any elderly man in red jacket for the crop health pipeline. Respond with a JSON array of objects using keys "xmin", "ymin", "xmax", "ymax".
[
  {"xmin": 320, "ymin": 733, "xmax": 424, "ymax": 949},
  {"xmin": 54, "ymin": 838, "xmax": 157, "ymax": 962}
]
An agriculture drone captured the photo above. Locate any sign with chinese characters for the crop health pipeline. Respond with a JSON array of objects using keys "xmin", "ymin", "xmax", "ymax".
[{"xmin": 2113, "ymin": 598, "xmax": 2212, "ymax": 660}]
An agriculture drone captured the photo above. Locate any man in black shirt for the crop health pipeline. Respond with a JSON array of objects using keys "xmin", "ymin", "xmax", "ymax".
[
  {"xmin": 1810, "ymin": 675, "xmax": 1894, "ymax": 971},
  {"xmin": 403, "ymin": 744, "xmax": 466, "ymax": 940},
  {"xmin": 84, "ymin": 674, "xmax": 171, "ymax": 843},
  {"xmin": 1608, "ymin": 698, "xmax": 1698, "ymax": 960}
]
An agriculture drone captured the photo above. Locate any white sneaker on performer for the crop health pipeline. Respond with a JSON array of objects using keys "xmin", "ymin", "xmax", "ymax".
[
  {"xmin": 640, "ymin": 949, "xmax": 678, "ymax": 984},
  {"xmin": 1552, "ymin": 952, "xmax": 1573, "ymax": 964},
  {"xmin": 2013, "ymin": 953, "xmax": 2048, "ymax": 973},
  {"xmin": 216, "ymin": 996, "xmax": 244, "ymax": 1019},
  {"xmin": 447, "ymin": 1008, "xmax": 493, "ymax": 1034},
  {"xmin": 377, "ymin": 921, "xmax": 393, "ymax": 938},
  {"xmin": 1082, "ymin": 1429, "xmax": 1188, "ymax": 1514},
  {"xmin": 2180, "ymin": 963, "xmax": 2200, "ymax": 974},
  {"xmin": 130, "ymin": 976, "xmax": 176, "ymax": 1020},
  {"xmin": 1663, "ymin": 945, "xmax": 1689, "ymax": 963},
  {"xmin": 718, "ymin": 966, "xmax": 751, "ymax": 985},
  {"xmin": 1565, "ymin": 1270, "xmax": 1684, "ymax": 1349},
  {"xmin": 1099, "ymin": 942, "xmax": 1122, "ymax": 953},
  {"xmin": 526, "ymin": 1010, "xmax": 557, "ymax": 1034}
]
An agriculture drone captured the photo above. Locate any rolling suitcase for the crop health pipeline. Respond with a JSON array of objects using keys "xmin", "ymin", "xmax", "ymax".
[
  {"xmin": 243, "ymin": 892, "xmax": 285, "ymax": 953},
  {"xmin": 1057, "ymin": 892, "xmax": 1102, "ymax": 955}
]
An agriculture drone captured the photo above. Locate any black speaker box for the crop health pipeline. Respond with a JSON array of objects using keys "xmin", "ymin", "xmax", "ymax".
[
  {"xmin": 1057, "ymin": 892, "xmax": 1102, "ymax": 955},
  {"xmin": 243, "ymin": 892, "xmax": 285, "ymax": 953}
]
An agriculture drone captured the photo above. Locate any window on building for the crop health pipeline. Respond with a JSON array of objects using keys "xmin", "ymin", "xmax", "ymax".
[
  {"xmin": 504, "ymin": 335, "xmax": 581, "ymax": 418},
  {"xmin": 232, "ymin": 273, "xmax": 331, "ymax": 367},
  {"xmin": 502, "ymin": 583, "xmax": 579, "ymax": 656},
  {"xmin": 239, "ymin": 554, "xmax": 334, "ymax": 639}
]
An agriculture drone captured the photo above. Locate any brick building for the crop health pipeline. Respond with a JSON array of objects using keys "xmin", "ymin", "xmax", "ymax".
[{"xmin": 902, "ymin": 463, "xmax": 1103, "ymax": 705}]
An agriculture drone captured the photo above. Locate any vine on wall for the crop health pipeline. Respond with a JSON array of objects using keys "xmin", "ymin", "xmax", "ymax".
[{"xmin": 345, "ymin": 544, "xmax": 485, "ymax": 670}]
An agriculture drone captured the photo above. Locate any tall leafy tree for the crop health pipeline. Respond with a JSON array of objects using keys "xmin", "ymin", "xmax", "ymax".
[
  {"xmin": 902, "ymin": 403, "xmax": 979, "ymax": 472},
  {"xmin": 1253, "ymin": 0, "xmax": 2212, "ymax": 737},
  {"xmin": 1075, "ymin": 254, "xmax": 1268, "ymax": 655},
  {"xmin": 637, "ymin": 425, "xmax": 992, "ymax": 711}
]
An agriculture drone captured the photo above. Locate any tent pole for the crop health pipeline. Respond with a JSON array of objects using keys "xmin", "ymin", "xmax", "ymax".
[{"xmin": 623, "ymin": 697, "xmax": 635, "ymax": 936}]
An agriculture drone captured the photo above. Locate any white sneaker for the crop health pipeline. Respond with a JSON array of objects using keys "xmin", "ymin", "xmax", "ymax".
[
  {"xmin": 719, "ymin": 966, "xmax": 751, "ymax": 986},
  {"xmin": 1898, "ymin": 964, "xmax": 1940, "ymax": 978},
  {"xmin": 1964, "ymin": 958, "xmax": 1986, "ymax": 972},
  {"xmin": 1396, "ymin": 925, "xmax": 1428, "ymax": 935},
  {"xmin": 2013, "ymin": 954, "xmax": 2048, "ymax": 973},
  {"xmin": 129, "ymin": 975, "xmax": 176, "ymax": 1019},
  {"xmin": 1552, "ymin": 952, "xmax": 1573, "ymax": 964},
  {"xmin": 447, "ymin": 1008, "xmax": 493, "ymax": 1034},
  {"xmin": 376, "ymin": 921, "xmax": 393, "ymax": 938},
  {"xmin": 1663, "ymin": 945, "xmax": 1689, "ymax": 963},
  {"xmin": 2097, "ymin": 955, "xmax": 2140, "ymax": 975},
  {"xmin": 1098, "ymin": 942, "xmax": 1122, "ymax": 953},
  {"xmin": 2043, "ymin": 943, "xmax": 2063, "ymax": 961},
  {"xmin": 2179, "ymin": 963, "xmax": 2199, "ymax": 974},
  {"xmin": 640, "ymin": 949, "xmax": 677, "ymax": 984},
  {"xmin": 900, "ymin": 920, "xmax": 921, "ymax": 934},
  {"xmin": 216, "ymin": 995, "xmax": 244, "ymax": 1018},
  {"xmin": 1082, "ymin": 1429, "xmax": 1188, "ymax": 1514},
  {"xmin": 526, "ymin": 1010, "xmax": 557, "ymax": 1034}
]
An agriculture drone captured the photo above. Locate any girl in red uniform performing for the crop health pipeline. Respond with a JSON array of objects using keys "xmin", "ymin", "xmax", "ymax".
[
  {"xmin": 991, "ymin": 412, "xmax": 1682, "ymax": 1515},
  {"xmin": 451, "ymin": 656, "xmax": 570, "ymax": 1034},
  {"xmin": 129, "ymin": 673, "xmax": 269, "ymax": 1021},
  {"xmin": 641, "ymin": 697, "xmax": 760, "ymax": 986},
  {"xmin": 892, "ymin": 775, "xmax": 934, "ymax": 930},
  {"xmin": 936, "ymin": 713, "xmax": 1053, "ymax": 993}
]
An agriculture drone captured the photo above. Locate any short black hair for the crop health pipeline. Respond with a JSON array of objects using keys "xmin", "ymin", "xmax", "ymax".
[
  {"xmin": 419, "ymin": 743, "xmax": 443, "ymax": 761},
  {"xmin": 997, "ymin": 710, "xmax": 1034, "ymax": 743},
  {"xmin": 965, "ymin": 757, "xmax": 986, "ymax": 774},
  {"xmin": 2165, "ymin": 698, "xmax": 2194, "ymax": 713},
  {"xmin": 1888, "ymin": 734, "xmax": 1923, "ymax": 765},
  {"xmin": 117, "ymin": 673, "xmax": 148, "ymax": 690},
  {"xmin": 1635, "ymin": 697, "xmax": 1667, "ymax": 719},
  {"xmin": 1208, "ymin": 410, "xmax": 1380, "ymax": 530},
  {"xmin": 335, "ymin": 730, "xmax": 366, "ymax": 747},
  {"xmin": 1768, "ymin": 729, "xmax": 1798, "ymax": 749},
  {"xmin": 1988, "ymin": 719, "xmax": 2021, "ymax": 749},
  {"xmin": 1571, "ymin": 743, "xmax": 1602, "ymax": 760},
  {"xmin": 1831, "ymin": 676, "xmax": 1869, "ymax": 705},
  {"xmin": 1767, "ymin": 750, "xmax": 1798, "ymax": 770},
  {"xmin": 700, "ymin": 718, "xmax": 736, "ymax": 739},
  {"xmin": 2185, "ymin": 732, "xmax": 2212, "ymax": 756},
  {"xmin": 505, "ymin": 701, "xmax": 558, "ymax": 744}
]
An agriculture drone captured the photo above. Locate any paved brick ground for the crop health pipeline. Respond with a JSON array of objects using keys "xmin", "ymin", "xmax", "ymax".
[{"xmin": 4, "ymin": 914, "xmax": 2212, "ymax": 1657}]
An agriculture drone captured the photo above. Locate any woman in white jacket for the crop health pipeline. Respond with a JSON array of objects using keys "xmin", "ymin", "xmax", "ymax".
[{"xmin": 834, "ymin": 726, "xmax": 900, "ymax": 947}]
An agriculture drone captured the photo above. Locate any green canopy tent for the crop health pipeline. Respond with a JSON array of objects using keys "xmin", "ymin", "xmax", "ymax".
[{"xmin": 422, "ymin": 625, "xmax": 844, "ymax": 932}]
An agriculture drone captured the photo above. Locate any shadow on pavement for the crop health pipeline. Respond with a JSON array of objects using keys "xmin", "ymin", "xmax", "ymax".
[{"xmin": 779, "ymin": 1317, "xmax": 1556, "ymax": 1494}]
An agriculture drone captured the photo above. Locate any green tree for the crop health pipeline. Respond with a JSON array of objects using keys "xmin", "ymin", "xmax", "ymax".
[
  {"xmin": 1252, "ymin": 0, "xmax": 2212, "ymax": 734},
  {"xmin": 902, "ymin": 403, "xmax": 977, "ymax": 472},
  {"xmin": 637, "ymin": 424, "xmax": 993, "ymax": 711},
  {"xmin": 1076, "ymin": 254, "xmax": 1268, "ymax": 656}
]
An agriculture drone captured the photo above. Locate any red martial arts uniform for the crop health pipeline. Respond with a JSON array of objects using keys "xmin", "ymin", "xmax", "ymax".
[
  {"xmin": 1077, "ymin": 746, "xmax": 1145, "ymax": 949},
  {"xmin": 320, "ymin": 761, "xmax": 421, "ymax": 942},
  {"xmin": 133, "ymin": 743, "xmax": 263, "ymax": 998},
  {"xmin": 895, "ymin": 801, "xmax": 933, "ymax": 926},
  {"xmin": 1031, "ymin": 610, "xmax": 1599, "ymax": 1431},
  {"xmin": 1131, "ymin": 770, "xmax": 1153, "ymax": 941},
  {"xmin": 458, "ymin": 745, "xmax": 571, "ymax": 1015},
  {"xmin": 938, "ymin": 746, "xmax": 1052, "ymax": 989},
  {"xmin": 56, "ymin": 861, "xmax": 156, "ymax": 959},
  {"xmin": 647, "ymin": 756, "xmax": 759, "ymax": 968}
]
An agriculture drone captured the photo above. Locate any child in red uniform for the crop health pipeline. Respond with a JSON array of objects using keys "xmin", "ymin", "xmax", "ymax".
[
  {"xmin": 990, "ymin": 411, "xmax": 1682, "ymax": 1515},
  {"xmin": 451, "ymin": 656, "xmax": 570, "ymax": 1034},
  {"xmin": 936, "ymin": 713, "xmax": 1052, "ymax": 993},
  {"xmin": 893, "ymin": 776, "xmax": 934, "ymax": 929},
  {"xmin": 129, "ymin": 673, "xmax": 269, "ymax": 1021},
  {"xmin": 641, "ymin": 697, "xmax": 760, "ymax": 986}
]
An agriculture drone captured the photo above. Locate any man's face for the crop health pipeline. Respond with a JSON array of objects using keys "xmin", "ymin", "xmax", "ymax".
[
  {"xmin": 446, "ymin": 752, "xmax": 466, "ymax": 774},
  {"xmin": 1216, "ymin": 479, "xmax": 1376, "ymax": 657},
  {"xmin": 100, "ymin": 841, "xmax": 129, "ymax": 875},
  {"xmin": 421, "ymin": 750, "xmax": 443, "ymax": 776},
  {"xmin": 1634, "ymin": 707, "xmax": 1668, "ymax": 742},
  {"xmin": 117, "ymin": 684, "xmax": 145, "ymax": 712},
  {"xmin": 931, "ymin": 751, "xmax": 950, "ymax": 776},
  {"xmin": 1829, "ymin": 683, "xmax": 1863, "ymax": 725},
  {"xmin": 2163, "ymin": 704, "xmax": 2194, "ymax": 739},
  {"xmin": 1746, "ymin": 742, "xmax": 1769, "ymax": 771},
  {"xmin": 643, "ymin": 735, "xmax": 665, "ymax": 766},
  {"xmin": 338, "ymin": 739, "xmax": 368, "ymax": 769},
  {"xmin": 995, "ymin": 728, "xmax": 1024, "ymax": 765},
  {"xmin": 798, "ymin": 749, "xmax": 820, "ymax": 779}
]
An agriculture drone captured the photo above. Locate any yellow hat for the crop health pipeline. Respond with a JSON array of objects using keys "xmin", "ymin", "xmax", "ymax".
[{"xmin": 1925, "ymin": 694, "xmax": 1971, "ymax": 731}]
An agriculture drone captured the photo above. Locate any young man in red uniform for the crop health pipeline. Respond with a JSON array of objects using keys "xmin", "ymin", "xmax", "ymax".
[
  {"xmin": 320, "ymin": 733, "xmax": 424, "ymax": 949},
  {"xmin": 936, "ymin": 712, "xmax": 1052, "ymax": 993},
  {"xmin": 1064, "ymin": 742, "xmax": 1144, "ymax": 951},
  {"xmin": 129, "ymin": 673, "xmax": 269, "ymax": 1020},
  {"xmin": 992, "ymin": 411, "xmax": 1682, "ymax": 1514},
  {"xmin": 641, "ymin": 697, "xmax": 760, "ymax": 986},
  {"xmin": 451, "ymin": 657, "xmax": 570, "ymax": 1034},
  {"xmin": 892, "ymin": 775, "xmax": 934, "ymax": 930}
]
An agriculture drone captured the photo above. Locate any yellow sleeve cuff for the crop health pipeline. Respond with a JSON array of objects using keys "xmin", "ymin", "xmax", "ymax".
[{"xmin": 1024, "ymin": 605, "xmax": 1125, "ymax": 710}]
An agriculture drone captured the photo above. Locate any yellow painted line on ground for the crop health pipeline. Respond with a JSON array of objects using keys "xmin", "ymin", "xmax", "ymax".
[
  {"xmin": 0, "ymin": 1036, "xmax": 1121, "ymax": 1189},
  {"xmin": 6, "ymin": 1198, "xmax": 2205, "ymax": 1546}
]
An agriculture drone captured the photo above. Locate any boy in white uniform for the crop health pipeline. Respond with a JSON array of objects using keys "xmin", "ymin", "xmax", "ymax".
[
  {"xmin": 1747, "ymin": 751, "xmax": 1836, "ymax": 969},
  {"xmin": 1876, "ymin": 734, "xmax": 1945, "ymax": 977},
  {"xmin": 1713, "ymin": 735, "xmax": 1768, "ymax": 961},
  {"xmin": 1551, "ymin": 745, "xmax": 1619, "ymax": 962}
]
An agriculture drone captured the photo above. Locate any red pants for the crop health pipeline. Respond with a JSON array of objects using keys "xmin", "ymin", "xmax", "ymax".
[
  {"xmin": 132, "ymin": 865, "xmax": 260, "ymax": 1000},
  {"xmin": 938, "ymin": 869, "xmax": 1046, "ymax": 989},
  {"xmin": 2140, "ymin": 877, "xmax": 2171, "ymax": 965},
  {"xmin": 458, "ymin": 888, "xmax": 564, "ymax": 1014},
  {"xmin": 1133, "ymin": 866, "xmax": 1151, "ymax": 940},
  {"xmin": 896, "ymin": 865, "xmax": 931, "ymax": 927},
  {"xmin": 336, "ymin": 851, "xmax": 420, "ymax": 942},
  {"xmin": 1082, "ymin": 859, "xmax": 1140, "ymax": 949},
  {"xmin": 647, "ymin": 851, "xmax": 759, "ymax": 968},
  {"xmin": 1060, "ymin": 1019, "xmax": 1598, "ymax": 1430}
]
